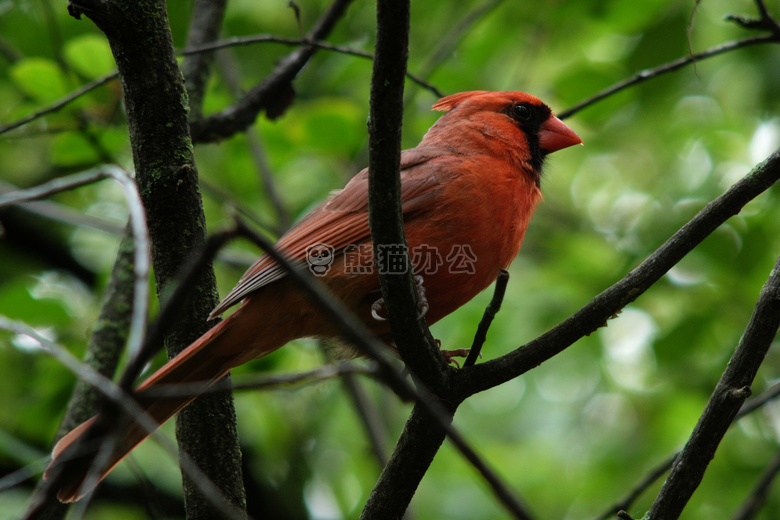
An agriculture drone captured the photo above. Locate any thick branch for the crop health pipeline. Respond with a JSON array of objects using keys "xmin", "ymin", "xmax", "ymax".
[
  {"xmin": 182, "ymin": 0, "xmax": 228, "ymax": 121},
  {"xmin": 24, "ymin": 229, "xmax": 135, "ymax": 520},
  {"xmin": 366, "ymin": 0, "xmax": 448, "ymax": 392},
  {"xmin": 647, "ymin": 247, "xmax": 780, "ymax": 518},
  {"xmin": 456, "ymin": 149, "xmax": 780, "ymax": 398},
  {"xmin": 66, "ymin": 0, "xmax": 245, "ymax": 516},
  {"xmin": 558, "ymin": 35, "xmax": 776, "ymax": 120},
  {"xmin": 189, "ymin": 0, "xmax": 354, "ymax": 143}
]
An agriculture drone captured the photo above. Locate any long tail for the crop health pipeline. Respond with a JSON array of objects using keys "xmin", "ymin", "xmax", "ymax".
[{"xmin": 45, "ymin": 297, "xmax": 291, "ymax": 503}]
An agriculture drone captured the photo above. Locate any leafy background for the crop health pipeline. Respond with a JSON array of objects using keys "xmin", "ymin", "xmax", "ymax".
[{"xmin": 1, "ymin": 0, "xmax": 779, "ymax": 518}]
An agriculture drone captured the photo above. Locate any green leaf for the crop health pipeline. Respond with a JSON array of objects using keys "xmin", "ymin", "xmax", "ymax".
[
  {"xmin": 50, "ymin": 132, "xmax": 100, "ymax": 166},
  {"xmin": 9, "ymin": 57, "xmax": 69, "ymax": 102},
  {"xmin": 64, "ymin": 34, "xmax": 115, "ymax": 79}
]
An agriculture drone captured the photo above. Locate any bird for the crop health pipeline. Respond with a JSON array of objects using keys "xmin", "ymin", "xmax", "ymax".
[{"xmin": 45, "ymin": 90, "xmax": 582, "ymax": 502}]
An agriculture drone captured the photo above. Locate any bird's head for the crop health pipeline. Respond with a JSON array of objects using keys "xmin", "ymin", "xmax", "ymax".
[{"xmin": 430, "ymin": 90, "xmax": 582, "ymax": 179}]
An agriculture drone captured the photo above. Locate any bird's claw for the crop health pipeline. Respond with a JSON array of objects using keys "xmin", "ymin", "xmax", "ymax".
[
  {"xmin": 440, "ymin": 347, "xmax": 472, "ymax": 368},
  {"xmin": 414, "ymin": 275, "xmax": 429, "ymax": 318},
  {"xmin": 371, "ymin": 299, "xmax": 387, "ymax": 321},
  {"xmin": 370, "ymin": 275, "xmax": 429, "ymax": 321}
]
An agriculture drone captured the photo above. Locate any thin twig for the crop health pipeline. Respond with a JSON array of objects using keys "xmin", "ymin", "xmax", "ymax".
[
  {"xmin": 181, "ymin": 0, "xmax": 228, "ymax": 121},
  {"xmin": 593, "ymin": 452, "xmax": 678, "ymax": 520},
  {"xmin": 464, "ymin": 269, "xmax": 509, "ymax": 367},
  {"xmin": 0, "ymin": 194, "xmax": 124, "ymax": 234},
  {"xmin": 731, "ymin": 447, "xmax": 780, "ymax": 520},
  {"xmin": 0, "ymin": 72, "xmax": 118, "ymax": 136},
  {"xmin": 99, "ymin": 167, "xmax": 150, "ymax": 366},
  {"xmin": 460, "ymin": 148, "xmax": 780, "ymax": 396},
  {"xmin": 1, "ymin": 318, "xmax": 245, "ymax": 520},
  {"xmin": 232, "ymin": 216, "xmax": 412, "ymax": 397},
  {"xmin": 725, "ymin": 0, "xmax": 780, "ymax": 36},
  {"xmin": 189, "ymin": 0, "xmax": 356, "ymax": 143},
  {"xmin": 558, "ymin": 34, "xmax": 776, "ymax": 120},
  {"xmin": 199, "ymin": 179, "xmax": 280, "ymax": 235},
  {"xmin": 232, "ymin": 215, "xmax": 528, "ymax": 520},
  {"xmin": 647, "ymin": 250, "xmax": 780, "ymax": 518},
  {"xmin": 340, "ymin": 364, "xmax": 391, "ymax": 467},
  {"xmin": 0, "ymin": 169, "xmax": 110, "ymax": 206},
  {"xmin": 118, "ymin": 226, "xmax": 235, "ymax": 391},
  {"xmin": 593, "ymin": 380, "xmax": 780, "ymax": 520},
  {"xmin": 215, "ymin": 47, "xmax": 292, "ymax": 231},
  {"xmin": 0, "ymin": 166, "xmax": 150, "ymax": 362},
  {"xmin": 180, "ymin": 35, "xmax": 443, "ymax": 99},
  {"xmin": 140, "ymin": 362, "xmax": 376, "ymax": 397},
  {"xmin": 737, "ymin": 381, "xmax": 780, "ymax": 419},
  {"xmin": 404, "ymin": 0, "xmax": 503, "ymax": 107}
]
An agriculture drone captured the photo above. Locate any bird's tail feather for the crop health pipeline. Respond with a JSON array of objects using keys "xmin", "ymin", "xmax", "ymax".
[{"xmin": 46, "ymin": 304, "xmax": 284, "ymax": 503}]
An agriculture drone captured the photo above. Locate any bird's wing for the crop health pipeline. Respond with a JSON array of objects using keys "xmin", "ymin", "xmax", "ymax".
[{"xmin": 210, "ymin": 147, "xmax": 446, "ymax": 317}]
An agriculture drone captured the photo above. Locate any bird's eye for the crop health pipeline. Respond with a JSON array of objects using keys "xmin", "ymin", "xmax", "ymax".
[{"xmin": 512, "ymin": 103, "xmax": 531, "ymax": 121}]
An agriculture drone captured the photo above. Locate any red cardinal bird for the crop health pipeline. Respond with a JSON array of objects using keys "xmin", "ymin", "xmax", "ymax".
[{"xmin": 46, "ymin": 90, "xmax": 581, "ymax": 502}]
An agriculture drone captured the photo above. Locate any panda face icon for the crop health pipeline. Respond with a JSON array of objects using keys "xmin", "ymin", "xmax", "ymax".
[{"xmin": 306, "ymin": 243, "xmax": 335, "ymax": 276}]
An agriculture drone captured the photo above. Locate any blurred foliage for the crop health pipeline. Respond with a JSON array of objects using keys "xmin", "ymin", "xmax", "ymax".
[{"xmin": 1, "ymin": 0, "xmax": 780, "ymax": 519}]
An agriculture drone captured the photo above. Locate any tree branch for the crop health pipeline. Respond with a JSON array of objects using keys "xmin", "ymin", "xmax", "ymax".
[
  {"xmin": 0, "ymin": 72, "xmax": 118, "ymax": 136},
  {"xmin": 189, "ymin": 0, "xmax": 355, "ymax": 143},
  {"xmin": 456, "ymin": 148, "xmax": 780, "ymax": 397},
  {"xmin": 464, "ymin": 269, "xmax": 510, "ymax": 367},
  {"xmin": 646, "ymin": 242, "xmax": 780, "ymax": 519},
  {"xmin": 366, "ymin": 0, "xmax": 447, "ymax": 393},
  {"xmin": 731, "ymin": 447, "xmax": 780, "ymax": 520},
  {"xmin": 65, "ymin": 0, "xmax": 245, "ymax": 516},
  {"xmin": 181, "ymin": 0, "xmax": 228, "ymax": 122},
  {"xmin": 558, "ymin": 35, "xmax": 777, "ymax": 120},
  {"xmin": 23, "ymin": 228, "xmax": 136, "ymax": 520}
]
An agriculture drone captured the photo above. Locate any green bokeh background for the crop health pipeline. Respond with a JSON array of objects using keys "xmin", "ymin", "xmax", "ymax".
[{"xmin": 1, "ymin": 1, "xmax": 779, "ymax": 518}]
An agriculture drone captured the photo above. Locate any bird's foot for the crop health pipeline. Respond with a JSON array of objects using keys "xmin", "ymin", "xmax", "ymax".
[
  {"xmin": 440, "ymin": 347, "xmax": 472, "ymax": 367},
  {"xmin": 370, "ymin": 275, "xmax": 430, "ymax": 321}
]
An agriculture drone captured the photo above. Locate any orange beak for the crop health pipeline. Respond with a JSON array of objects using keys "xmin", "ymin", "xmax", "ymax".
[{"xmin": 539, "ymin": 116, "xmax": 583, "ymax": 153}]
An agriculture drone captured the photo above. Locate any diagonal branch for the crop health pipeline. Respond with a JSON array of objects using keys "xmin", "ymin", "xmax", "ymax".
[
  {"xmin": 0, "ymin": 72, "xmax": 118, "ymax": 136},
  {"xmin": 558, "ymin": 34, "xmax": 777, "ymax": 120},
  {"xmin": 731, "ymin": 447, "xmax": 780, "ymax": 520},
  {"xmin": 181, "ymin": 0, "xmax": 228, "ymax": 122},
  {"xmin": 593, "ymin": 381, "xmax": 780, "ymax": 520},
  {"xmin": 189, "ymin": 0, "xmax": 355, "ymax": 143},
  {"xmin": 646, "ymin": 242, "xmax": 780, "ymax": 519},
  {"xmin": 181, "ymin": 35, "xmax": 444, "ymax": 100},
  {"xmin": 457, "ymin": 148, "xmax": 780, "ymax": 397}
]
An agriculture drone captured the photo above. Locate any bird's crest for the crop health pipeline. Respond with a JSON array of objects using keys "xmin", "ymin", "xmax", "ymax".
[{"xmin": 431, "ymin": 91, "xmax": 490, "ymax": 112}]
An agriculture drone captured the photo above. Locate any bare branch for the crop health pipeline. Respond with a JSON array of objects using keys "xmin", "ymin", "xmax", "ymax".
[
  {"xmin": 458, "ymin": 148, "xmax": 780, "ymax": 396},
  {"xmin": 646, "ymin": 249, "xmax": 780, "ymax": 518},
  {"xmin": 464, "ymin": 269, "xmax": 509, "ymax": 367},
  {"xmin": 2, "ymin": 317, "xmax": 246, "ymax": 520},
  {"xmin": 99, "ymin": 167, "xmax": 150, "ymax": 364},
  {"xmin": 181, "ymin": 0, "xmax": 228, "ymax": 121},
  {"xmin": 558, "ymin": 35, "xmax": 776, "ymax": 120},
  {"xmin": 232, "ymin": 215, "xmax": 525, "ymax": 519},
  {"xmin": 366, "ymin": 0, "xmax": 446, "ymax": 390},
  {"xmin": 0, "ymin": 73, "xmax": 118, "ymax": 136},
  {"xmin": 0, "ymin": 169, "xmax": 110, "ymax": 206},
  {"xmin": 181, "ymin": 35, "xmax": 444, "ymax": 100},
  {"xmin": 725, "ymin": 0, "xmax": 780, "ymax": 36},
  {"xmin": 189, "ymin": 0, "xmax": 356, "ymax": 143},
  {"xmin": 141, "ymin": 362, "xmax": 377, "ymax": 397},
  {"xmin": 593, "ymin": 381, "xmax": 780, "ymax": 520},
  {"xmin": 215, "ymin": 48, "xmax": 292, "ymax": 231},
  {"xmin": 0, "ymin": 166, "xmax": 150, "ymax": 363},
  {"xmin": 25, "ymin": 228, "xmax": 135, "ymax": 520},
  {"xmin": 731, "ymin": 447, "xmax": 780, "ymax": 520}
]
